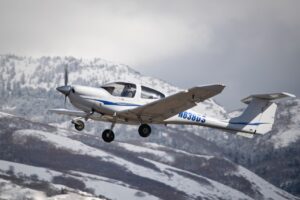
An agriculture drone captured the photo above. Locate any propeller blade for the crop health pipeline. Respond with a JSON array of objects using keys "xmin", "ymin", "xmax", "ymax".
[
  {"xmin": 64, "ymin": 65, "xmax": 68, "ymax": 86},
  {"xmin": 64, "ymin": 95, "xmax": 67, "ymax": 107}
]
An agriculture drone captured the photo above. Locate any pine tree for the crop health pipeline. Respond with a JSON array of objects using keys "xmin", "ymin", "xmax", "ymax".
[{"xmin": 20, "ymin": 72, "xmax": 25, "ymax": 85}]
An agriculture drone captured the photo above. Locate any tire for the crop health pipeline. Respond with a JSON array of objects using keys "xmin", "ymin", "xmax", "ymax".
[
  {"xmin": 102, "ymin": 129, "xmax": 115, "ymax": 143},
  {"xmin": 74, "ymin": 120, "xmax": 85, "ymax": 131},
  {"xmin": 138, "ymin": 124, "xmax": 151, "ymax": 137}
]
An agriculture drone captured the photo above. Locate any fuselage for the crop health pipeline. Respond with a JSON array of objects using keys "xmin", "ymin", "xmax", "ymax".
[{"xmin": 66, "ymin": 82, "xmax": 256, "ymax": 134}]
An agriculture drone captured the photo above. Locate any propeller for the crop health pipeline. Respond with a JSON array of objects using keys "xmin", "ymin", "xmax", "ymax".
[
  {"xmin": 64, "ymin": 65, "xmax": 68, "ymax": 86},
  {"xmin": 56, "ymin": 64, "xmax": 72, "ymax": 107},
  {"xmin": 64, "ymin": 94, "xmax": 67, "ymax": 107}
]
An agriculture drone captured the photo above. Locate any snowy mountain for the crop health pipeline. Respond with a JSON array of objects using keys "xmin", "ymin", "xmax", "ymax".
[
  {"xmin": 0, "ymin": 55, "xmax": 226, "ymax": 122},
  {"xmin": 202, "ymin": 99, "xmax": 300, "ymax": 197},
  {"xmin": 0, "ymin": 177, "xmax": 104, "ymax": 200},
  {"xmin": 0, "ymin": 54, "xmax": 299, "ymax": 199},
  {"xmin": 0, "ymin": 111, "xmax": 298, "ymax": 200}
]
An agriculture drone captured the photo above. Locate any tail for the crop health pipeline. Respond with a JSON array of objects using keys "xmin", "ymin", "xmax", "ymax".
[{"xmin": 230, "ymin": 92, "xmax": 295, "ymax": 137}]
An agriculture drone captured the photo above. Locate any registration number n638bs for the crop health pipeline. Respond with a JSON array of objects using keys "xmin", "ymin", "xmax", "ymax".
[{"xmin": 178, "ymin": 111, "xmax": 206, "ymax": 123}]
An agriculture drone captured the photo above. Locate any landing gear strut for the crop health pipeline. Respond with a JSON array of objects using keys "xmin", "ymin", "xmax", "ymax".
[
  {"xmin": 138, "ymin": 124, "xmax": 151, "ymax": 137},
  {"xmin": 73, "ymin": 120, "xmax": 85, "ymax": 131}
]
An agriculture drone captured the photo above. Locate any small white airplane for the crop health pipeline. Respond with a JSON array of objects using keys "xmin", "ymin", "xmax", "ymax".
[{"xmin": 49, "ymin": 66, "xmax": 295, "ymax": 143}]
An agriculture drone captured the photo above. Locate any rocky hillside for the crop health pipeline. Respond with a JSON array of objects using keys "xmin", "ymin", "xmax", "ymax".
[
  {"xmin": 0, "ymin": 111, "xmax": 298, "ymax": 200},
  {"xmin": 209, "ymin": 99, "xmax": 300, "ymax": 197}
]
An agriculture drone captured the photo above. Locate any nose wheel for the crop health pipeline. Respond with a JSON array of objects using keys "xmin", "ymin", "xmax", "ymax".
[
  {"xmin": 73, "ymin": 120, "xmax": 85, "ymax": 131},
  {"xmin": 102, "ymin": 129, "xmax": 115, "ymax": 143},
  {"xmin": 138, "ymin": 124, "xmax": 151, "ymax": 137}
]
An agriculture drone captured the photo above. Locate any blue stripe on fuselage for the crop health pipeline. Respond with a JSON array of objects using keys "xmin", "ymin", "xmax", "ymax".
[
  {"xmin": 85, "ymin": 98, "xmax": 141, "ymax": 107},
  {"xmin": 229, "ymin": 122, "xmax": 268, "ymax": 126}
]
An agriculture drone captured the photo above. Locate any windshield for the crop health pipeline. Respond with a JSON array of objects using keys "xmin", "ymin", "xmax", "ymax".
[
  {"xmin": 101, "ymin": 82, "xmax": 136, "ymax": 98},
  {"xmin": 141, "ymin": 86, "xmax": 165, "ymax": 99}
]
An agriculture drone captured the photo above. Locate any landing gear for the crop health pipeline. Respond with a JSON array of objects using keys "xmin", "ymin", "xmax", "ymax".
[
  {"xmin": 138, "ymin": 124, "xmax": 151, "ymax": 137},
  {"xmin": 71, "ymin": 119, "xmax": 151, "ymax": 142},
  {"xmin": 73, "ymin": 120, "xmax": 85, "ymax": 131},
  {"xmin": 102, "ymin": 129, "xmax": 115, "ymax": 143}
]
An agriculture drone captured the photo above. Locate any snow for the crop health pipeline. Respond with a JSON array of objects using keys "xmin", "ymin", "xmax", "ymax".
[
  {"xmin": 0, "ymin": 160, "xmax": 157, "ymax": 200},
  {"xmin": 0, "ymin": 178, "xmax": 46, "ymax": 200},
  {"xmin": 193, "ymin": 99, "xmax": 227, "ymax": 119},
  {"xmin": 10, "ymin": 127, "xmax": 299, "ymax": 199},
  {"xmin": 12, "ymin": 129, "xmax": 252, "ymax": 199},
  {"xmin": 0, "ymin": 111, "xmax": 14, "ymax": 118},
  {"xmin": 144, "ymin": 142, "xmax": 214, "ymax": 159},
  {"xmin": 70, "ymin": 171, "xmax": 161, "ymax": 200},
  {"xmin": 117, "ymin": 142, "xmax": 175, "ymax": 163},
  {"xmin": 228, "ymin": 109, "xmax": 243, "ymax": 118},
  {"xmin": 271, "ymin": 129, "xmax": 300, "ymax": 149},
  {"xmin": 13, "ymin": 129, "xmax": 118, "ymax": 161},
  {"xmin": 47, "ymin": 193, "xmax": 105, "ymax": 200},
  {"xmin": 0, "ymin": 160, "xmax": 61, "ymax": 181},
  {"xmin": 234, "ymin": 166, "xmax": 297, "ymax": 200},
  {"xmin": 140, "ymin": 158, "xmax": 252, "ymax": 200},
  {"xmin": 1, "ymin": 105, "xmax": 16, "ymax": 112},
  {"xmin": 0, "ymin": 177, "xmax": 105, "ymax": 200},
  {"xmin": 271, "ymin": 99, "xmax": 300, "ymax": 149}
]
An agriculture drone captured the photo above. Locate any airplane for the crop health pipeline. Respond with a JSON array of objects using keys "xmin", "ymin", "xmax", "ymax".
[{"xmin": 49, "ymin": 66, "xmax": 295, "ymax": 143}]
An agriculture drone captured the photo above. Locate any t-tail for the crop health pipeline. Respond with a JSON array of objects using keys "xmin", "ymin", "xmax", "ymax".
[{"xmin": 228, "ymin": 92, "xmax": 295, "ymax": 138}]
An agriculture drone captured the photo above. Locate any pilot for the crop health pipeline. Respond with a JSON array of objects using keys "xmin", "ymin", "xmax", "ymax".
[{"xmin": 122, "ymin": 84, "xmax": 135, "ymax": 97}]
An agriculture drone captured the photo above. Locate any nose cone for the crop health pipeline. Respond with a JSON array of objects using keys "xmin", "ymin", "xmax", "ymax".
[{"xmin": 56, "ymin": 85, "xmax": 72, "ymax": 95}]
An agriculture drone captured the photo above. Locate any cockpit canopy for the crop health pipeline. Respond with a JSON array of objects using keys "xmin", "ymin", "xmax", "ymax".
[
  {"xmin": 101, "ymin": 82, "xmax": 165, "ymax": 99},
  {"xmin": 141, "ymin": 86, "xmax": 165, "ymax": 99},
  {"xmin": 101, "ymin": 82, "xmax": 136, "ymax": 98}
]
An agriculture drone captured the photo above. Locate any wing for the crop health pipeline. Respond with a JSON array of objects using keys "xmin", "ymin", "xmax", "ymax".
[
  {"xmin": 118, "ymin": 84, "xmax": 225, "ymax": 122},
  {"xmin": 48, "ymin": 108, "xmax": 88, "ymax": 118}
]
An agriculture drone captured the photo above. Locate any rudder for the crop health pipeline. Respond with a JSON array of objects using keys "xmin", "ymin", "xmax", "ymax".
[{"xmin": 230, "ymin": 92, "xmax": 294, "ymax": 135}]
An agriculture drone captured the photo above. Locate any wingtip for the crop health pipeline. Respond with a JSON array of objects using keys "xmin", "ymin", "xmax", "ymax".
[
  {"xmin": 205, "ymin": 84, "xmax": 226, "ymax": 92},
  {"xmin": 216, "ymin": 84, "xmax": 226, "ymax": 91},
  {"xmin": 219, "ymin": 84, "xmax": 226, "ymax": 89},
  {"xmin": 282, "ymin": 92, "xmax": 296, "ymax": 98},
  {"xmin": 198, "ymin": 83, "xmax": 226, "ymax": 88}
]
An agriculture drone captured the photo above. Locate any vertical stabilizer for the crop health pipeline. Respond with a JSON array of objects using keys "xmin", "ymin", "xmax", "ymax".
[{"xmin": 230, "ymin": 92, "xmax": 295, "ymax": 135}]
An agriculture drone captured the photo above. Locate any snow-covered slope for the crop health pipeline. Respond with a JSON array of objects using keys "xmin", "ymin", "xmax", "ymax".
[
  {"xmin": 0, "ymin": 112, "xmax": 298, "ymax": 200},
  {"xmin": 0, "ymin": 160, "xmax": 157, "ymax": 200},
  {"xmin": 0, "ymin": 178, "xmax": 46, "ymax": 200},
  {"xmin": 270, "ymin": 99, "xmax": 300, "ymax": 148},
  {"xmin": 0, "ymin": 177, "xmax": 105, "ymax": 200},
  {"xmin": 0, "ymin": 55, "xmax": 226, "ymax": 120},
  {"xmin": 0, "ymin": 165, "xmax": 105, "ymax": 200},
  {"xmin": 205, "ymin": 99, "xmax": 300, "ymax": 197}
]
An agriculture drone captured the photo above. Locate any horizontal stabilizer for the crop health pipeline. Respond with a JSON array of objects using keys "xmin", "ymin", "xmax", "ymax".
[{"xmin": 242, "ymin": 92, "xmax": 295, "ymax": 104}]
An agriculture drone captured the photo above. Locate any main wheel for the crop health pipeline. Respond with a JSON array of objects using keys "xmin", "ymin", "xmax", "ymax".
[
  {"xmin": 102, "ymin": 129, "xmax": 115, "ymax": 143},
  {"xmin": 74, "ymin": 120, "xmax": 85, "ymax": 131},
  {"xmin": 138, "ymin": 124, "xmax": 151, "ymax": 137}
]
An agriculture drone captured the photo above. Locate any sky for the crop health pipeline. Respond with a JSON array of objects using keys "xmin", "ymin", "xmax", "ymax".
[{"xmin": 0, "ymin": 0, "xmax": 299, "ymax": 110}]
